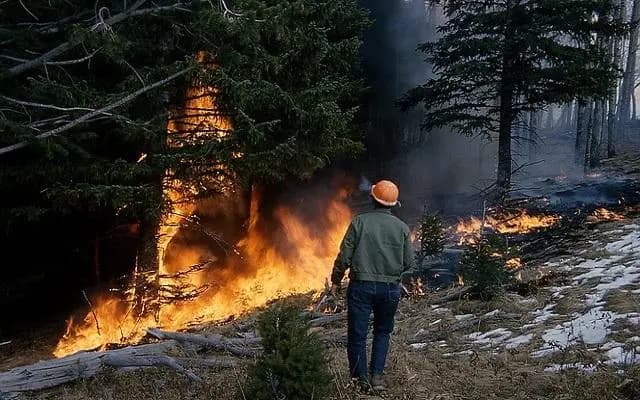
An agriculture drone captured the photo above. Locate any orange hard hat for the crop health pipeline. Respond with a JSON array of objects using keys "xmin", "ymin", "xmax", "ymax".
[{"xmin": 371, "ymin": 180, "xmax": 399, "ymax": 207}]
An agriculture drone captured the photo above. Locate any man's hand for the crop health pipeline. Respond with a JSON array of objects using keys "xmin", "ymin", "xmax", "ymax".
[{"xmin": 329, "ymin": 283, "xmax": 341, "ymax": 297}]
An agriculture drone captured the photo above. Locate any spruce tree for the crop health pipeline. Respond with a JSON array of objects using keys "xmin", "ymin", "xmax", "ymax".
[
  {"xmin": 401, "ymin": 0, "xmax": 622, "ymax": 197},
  {"xmin": 245, "ymin": 303, "xmax": 332, "ymax": 400},
  {"xmin": 0, "ymin": 1, "xmax": 367, "ymax": 312}
]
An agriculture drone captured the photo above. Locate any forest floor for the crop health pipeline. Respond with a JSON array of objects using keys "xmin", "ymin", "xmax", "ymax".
[
  {"xmin": 14, "ymin": 207, "xmax": 640, "ymax": 399},
  {"xmin": 7, "ymin": 154, "xmax": 640, "ymax": 399}
]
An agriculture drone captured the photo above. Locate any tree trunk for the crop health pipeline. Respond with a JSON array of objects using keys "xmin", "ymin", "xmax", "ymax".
[
  {"xmin": 496, "ymin": 87, "xmax": 515, "ymax": 196},
  {"xmin": 590, "ymin": 100, "xmax": 604, "ymax": 168},
  {"xmin": 528, "ymin": 111, "xmax": 539, "ymax": 161},
  {"xmin": 583, "ymin": 101, "xmax": 595, "ymax": 171},
  {"xmin": 134, "ymin": 218, "xmax": 160, "ymax": 321},
  {"xmin": 575, "ymin": 100, "xmax": 588, "ymax": 165},
  {"xmin": 607, "ymin": 0, "xmax": 624, "ymax": 156},
  {"xmin": 618, "ymin": 0, "xmax": 640, "ymax": 136},
  {"xmin": 496, "ymin": 0, "xmax": 517, "ymax": 198}
]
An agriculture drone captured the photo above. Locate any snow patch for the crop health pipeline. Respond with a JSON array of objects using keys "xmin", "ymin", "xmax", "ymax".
[
  {"xmin": 533, "ymin": 307, "xmax": 620, "ymax": 357},
  {"xmin": 467, "ymin": 328, "xmax": 512, "ymax": 346},
  {"xmin": 504, "ymin": 334, "xmax": 533, "ymax": 349},
  {"xmin": 544, "ymin": 363, "xmax": 597, "ymax": 373},
  {"xmin": 606, "ymin": 231, "xmax": 640, "ymax": 254}
]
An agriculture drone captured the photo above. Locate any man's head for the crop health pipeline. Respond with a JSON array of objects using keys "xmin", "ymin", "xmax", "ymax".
[{"xmin": 370, "ymin": 180, "xmax": 399, "ymax": 208}]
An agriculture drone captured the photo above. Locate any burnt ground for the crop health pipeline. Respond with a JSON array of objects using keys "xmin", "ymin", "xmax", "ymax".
[{"xmin": 5, "ymin": 153, "xmax": 640, "ymax": 399}]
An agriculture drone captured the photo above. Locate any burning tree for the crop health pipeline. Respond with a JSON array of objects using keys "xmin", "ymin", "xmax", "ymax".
[
  {"xmin": 401, "ymin": 0, "xmax": 622, "ymax": 197},
  {"xmin": 0, "ymin": 0, "xmax": 368, "ymax": 354}
]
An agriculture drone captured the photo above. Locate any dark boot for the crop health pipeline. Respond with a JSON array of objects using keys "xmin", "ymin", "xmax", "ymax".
[
  {"xmin": 370, "ymin": 374, "xmax": 387, "ymax": 391},
  {"xmin": 355, "ymin": 376, "xmax": 371, "ymax": 393}
]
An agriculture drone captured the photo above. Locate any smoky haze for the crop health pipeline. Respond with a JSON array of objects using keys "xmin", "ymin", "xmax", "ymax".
[{"xmin": 358, "ymin": 0, "xmax": 497, "ymax": 222}]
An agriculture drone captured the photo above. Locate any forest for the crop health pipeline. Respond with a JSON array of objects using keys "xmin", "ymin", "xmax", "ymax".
[{"xmin": 2, "ymin": 0, "xmax": 640, "ymax": 399}]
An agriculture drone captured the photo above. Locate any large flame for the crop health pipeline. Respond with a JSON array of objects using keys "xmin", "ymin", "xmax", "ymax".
[
  {"xmin": 53, "ymin": 55, "xmax": 352, "ymax": 357},
  {"xmin": 454, "ymin": 209, "xmax": 559, "ymax": 244}
]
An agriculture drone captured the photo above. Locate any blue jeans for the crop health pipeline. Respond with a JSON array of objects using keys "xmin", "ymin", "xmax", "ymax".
[{"xmin": 347, "ymin": 280, "xmax": 401, "ymax": 378}]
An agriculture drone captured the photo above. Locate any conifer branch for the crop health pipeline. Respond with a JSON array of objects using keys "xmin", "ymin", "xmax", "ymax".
[{"xmin": 0, "ymin": 67, "xmax": 192, "ymax": 155}]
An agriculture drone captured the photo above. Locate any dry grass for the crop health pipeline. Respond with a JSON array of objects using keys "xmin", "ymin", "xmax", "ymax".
[
  {"xmin": 21, "ymin": 294, "xmax": 639, "ymax": 400},
  {"xmin": 605, "ymin": 290, "xmax": 640, "ymax": 314}
]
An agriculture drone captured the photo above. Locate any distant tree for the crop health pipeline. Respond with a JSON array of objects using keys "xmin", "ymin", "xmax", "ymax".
[
  {"xmin": 617, "ymin": 0, "xmax": 640, "ymax": 137},
  {"xmin": 401, "ymin": 0, "xmax": 622, "ymax": 197}
]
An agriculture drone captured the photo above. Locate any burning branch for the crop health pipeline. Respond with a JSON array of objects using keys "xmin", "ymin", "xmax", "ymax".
[{"xmin": 82, "ymin": 290, "xmax": 101, "ymax": 336}]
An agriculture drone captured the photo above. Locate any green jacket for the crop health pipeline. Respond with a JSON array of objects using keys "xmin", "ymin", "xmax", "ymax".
[{"xmin": 331, "ymin": 209, "xmax": 415, "ymax": 284}]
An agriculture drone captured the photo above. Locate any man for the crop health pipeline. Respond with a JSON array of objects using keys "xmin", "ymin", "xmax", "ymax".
[{"xmin": 330, "ymin": 179, "xmax": 414, "ymax": 391}]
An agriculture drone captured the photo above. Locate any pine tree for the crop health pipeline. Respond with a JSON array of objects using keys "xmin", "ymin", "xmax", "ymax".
[
  {"xmin": 414, "ymin": 209, "xmax": 446, "ymax": 267},
  {"xmin": 0, "ymin": 1, "xmax": 367, "ymax": 310},
  {"xmin": 245, "ymin": 303, "xmax": 332, "ymax": 400},
  {"xmin": 401, "ymin": 0, "xmax": 622, "ymax": 197},
  {"xmin": 458, "ymin": 235, "xmax": 517, "ymax": 300}
]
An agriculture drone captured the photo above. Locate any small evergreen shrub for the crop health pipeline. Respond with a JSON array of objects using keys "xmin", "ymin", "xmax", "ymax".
[
  {"xmin": 245, "ymin": 303, "xmax": 332, "ymax": 400},
  {"xmin": 414, "ymin": 209, "xmax": 446, "ymax": 265},
  {"xmin": 458, "ymin": 235, "xmax": 516, "ymax": 300}
]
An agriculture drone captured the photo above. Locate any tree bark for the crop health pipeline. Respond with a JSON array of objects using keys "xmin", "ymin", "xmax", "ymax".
[
  {"xmin": 528, "ymin": 111, "xmax": 539, "ymax": 161},
  {"xmin": 589, "ymin": 100, "xmax": 604, "ymax": 167},
  {"xmin": 584, "ymin": 101, "xmax": 595, "ymax": 170},
  {"xmin": 575, "ymin": 100, "xmax": 588, "ymax": 164},
  {"xmin": 617, "ymin": 0, "xmax": 640, "ymax": 136},
  {"xmin": 496, "ymin": 0, "xmax": 518, "ymax": 197}
]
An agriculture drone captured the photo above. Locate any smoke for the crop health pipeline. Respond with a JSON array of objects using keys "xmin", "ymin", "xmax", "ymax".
[
  {"xmin": 358, "ymin": 176, "xmax": 372, "ymax": 192},
  {"xmin": 359, "ymin": 0, "xmax": 496, "ymax": 220}
]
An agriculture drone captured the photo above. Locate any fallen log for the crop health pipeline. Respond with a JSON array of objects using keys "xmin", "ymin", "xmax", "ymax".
[
  {"xmin": 147, "ymin": 328, "xmax": 261, "ymax": 357},
  {"xmin": 308, "ymin": 312, "xmax": 347, "ymax": 327},
  {"xmin": 429, "ymin": 287, "xmax": 472, "ymax": 305},
  {"xmin": 0, "ymin": 341, "xmax": 201, "ymax": 396}
]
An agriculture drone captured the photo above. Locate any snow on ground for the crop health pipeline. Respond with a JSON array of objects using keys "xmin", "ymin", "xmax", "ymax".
[{"xmin": 421, "ymin": 219, "xmax": 640, "ymax": 371}]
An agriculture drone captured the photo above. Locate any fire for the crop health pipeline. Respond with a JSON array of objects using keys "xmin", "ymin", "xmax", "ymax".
[
  {"xmin": 54, "ymin": 52, "xmax": 353, "ymax": 357},
  {"xmin": 506, "ymin": 257, "xmax": 522, "ymax": 270},
  {"xmin": 587, "ymin": 207, "xmax": 625, "ymax": 222},
  {"xmin": 454, "ymin": 209, "xmax": 559, "ymax": 244},
  {"xmin": 54, "ymin": 188, "xmax": 351, "ymax": 357},
  {"xmin": 409, "ymin": 277, "xmax": 426, "ymax": 296}
]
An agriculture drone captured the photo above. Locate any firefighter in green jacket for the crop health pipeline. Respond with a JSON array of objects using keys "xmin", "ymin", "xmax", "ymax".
[{"xmin": 330, "ymin": 179, "xmax": 414, "ymax": 391}]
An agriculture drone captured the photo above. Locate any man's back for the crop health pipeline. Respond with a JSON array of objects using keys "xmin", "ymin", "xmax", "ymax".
[{"xmin": 332, "ymin": 208, "xmax": 413, "ymax": 284}]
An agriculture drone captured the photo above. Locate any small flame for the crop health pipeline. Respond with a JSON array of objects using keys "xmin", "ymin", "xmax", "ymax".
[
  {"xmin": 457, "ymin": 274, "xmax": 465, "ymax": 287},
  {"xmin": 506, "ymin": 257, "xmax": 522, "ymax": 270},
  {"xmin": 410, "ymin": 277, "xmax": 426, "ymax": 296},
  {"xmin": 588, "ymin": 208, "xmax": 625, "ymax": 222},
  {"xmin": 454, "ymin": 209, "xmax": 559, "ymax": 244}
]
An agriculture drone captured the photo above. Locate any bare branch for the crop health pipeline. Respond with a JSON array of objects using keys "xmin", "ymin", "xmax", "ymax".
[
  {"xmin": 0, "ymin": 95, "xmax": 96, "ymax": 112},
  {"xmin": 18, "ymin": 0, "xmax": 39, "ymax": 21},
  {"xmin": 3, "ymin": 0, "xmax": 148, "ymax": 78},
  {"xmin": 0, "ymin": 67, "xmax": 192, "ymax": 155}
]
